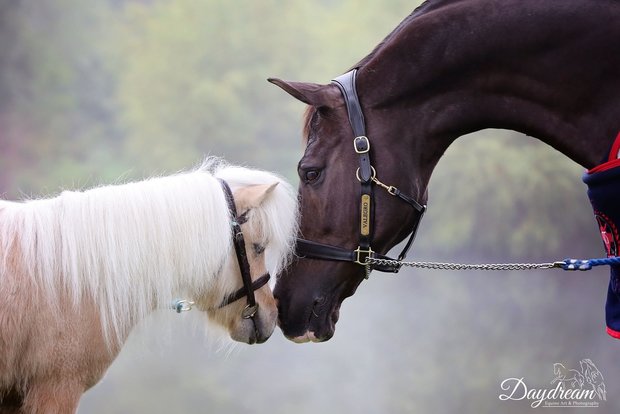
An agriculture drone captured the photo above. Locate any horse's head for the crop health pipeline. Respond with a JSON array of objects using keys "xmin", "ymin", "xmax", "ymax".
[
  {"xmin": 269, "ymin": 76, "xmax": 427, "ymax": 342},
  {"xmin": 196, "ymin": 170, "xmax": 298, "ymax": 344},
  {"xmin": 553, "ymin": 363, "xmax": 566, "ymax": 378}
]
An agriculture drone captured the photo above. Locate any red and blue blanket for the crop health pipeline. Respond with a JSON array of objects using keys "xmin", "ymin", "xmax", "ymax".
[{"xmin": 583, "ymin": 132, "xmax": 620, "ymax": 340}]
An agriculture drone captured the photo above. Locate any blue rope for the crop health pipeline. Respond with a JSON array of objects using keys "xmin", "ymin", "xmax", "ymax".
[{"xmin": 560, "ymin": 257, "xmax": 620, "ymax": 271}]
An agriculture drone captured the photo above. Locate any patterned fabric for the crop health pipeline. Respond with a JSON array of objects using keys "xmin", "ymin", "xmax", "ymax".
[{"xmin": 583, "ymin": 132, "xmax": 620, "ymax": 340}]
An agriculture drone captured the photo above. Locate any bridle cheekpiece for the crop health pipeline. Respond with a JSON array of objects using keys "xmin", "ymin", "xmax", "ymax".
[
  {"xmin": 218, "ymin": 179, "xmax": 271, "ymax": 318},
  {"xmin": 295, "ymin": 69, "xmax": 426, "ymax": 276}
]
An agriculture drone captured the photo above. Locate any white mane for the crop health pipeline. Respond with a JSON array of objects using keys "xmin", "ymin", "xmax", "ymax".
[{"xmin": 0, "ymin": 159, "xmax": 298, "ymax": 343}]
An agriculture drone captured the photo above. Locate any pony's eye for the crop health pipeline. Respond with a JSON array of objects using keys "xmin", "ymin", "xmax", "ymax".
[
  {"xmin": 253, "ymin": 243, "xmax": 266, "ymax": 255},
  {"xmin": 304, "ymin": 169, "xmax": 321, "ymax": 183}
]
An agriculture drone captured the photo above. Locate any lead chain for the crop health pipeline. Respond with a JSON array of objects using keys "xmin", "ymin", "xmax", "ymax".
[{"xmin": 365, "ymin": 257, "xmax": 562, "ymax": 273}]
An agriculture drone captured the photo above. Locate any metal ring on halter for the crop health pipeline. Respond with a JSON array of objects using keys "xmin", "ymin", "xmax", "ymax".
[
  {"xmin": 242, "ymin": 304, "xmax": 259, "ymax": 319},
  {"xmin": 173, "ymin": 299, "xmax": 195, "ymax": 313},
  {"xmin": 355, "ymin": 166, "xmax": 376, "ymax": 182},
  {"xmin": 356, "ymin": 166, "xmax": 399, "ymax": 196}
]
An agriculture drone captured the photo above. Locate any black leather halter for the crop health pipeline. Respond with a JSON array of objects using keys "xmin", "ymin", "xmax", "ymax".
[
  {"xmin": 218, "ymin": 179, "xmax": 271, "ymax": 318},
  {"xmin": 295, "ymin": 69, "xmax": 426, "ymax": 275}
]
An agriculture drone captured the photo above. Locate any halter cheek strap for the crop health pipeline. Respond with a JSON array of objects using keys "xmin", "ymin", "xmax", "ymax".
[
  {"xmin": 172, "ymin": 181, "xmax": 271, "ymax": 316},
  {"xmin": 218, "ymin": 179, "xmax": 271, "ymax": 318},
  {"xmin": 295, "ymin": 69, "xmax": 426, "ymax": 276}
]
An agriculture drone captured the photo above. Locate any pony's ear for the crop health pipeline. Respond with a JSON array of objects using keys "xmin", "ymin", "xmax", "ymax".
[
  {"xmin": 236, "ymin": 182, "xmax": 279, "ymax": 209},
  {"xmin": 268, "ymin": 78, "xmax": 341, "ymax": 108}
]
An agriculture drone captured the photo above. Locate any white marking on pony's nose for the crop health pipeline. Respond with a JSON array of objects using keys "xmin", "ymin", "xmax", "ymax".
[{"xmin": 290, "ymin": 331, "xmax": 319, "ymax": 343}]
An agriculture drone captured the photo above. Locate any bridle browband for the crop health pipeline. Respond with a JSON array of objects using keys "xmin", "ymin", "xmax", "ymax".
[
  {"xmin": 218, "ymin": 179, "xmax": 271, "ymax": 318},
  {"xmin": 295, "ymin": 69, "xmax": 427, "ymax": 275}
]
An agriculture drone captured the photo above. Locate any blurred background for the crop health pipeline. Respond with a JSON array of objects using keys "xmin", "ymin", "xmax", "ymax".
[{"xmin": 1, "ymin": 1, "xmax": 618, "ymax": 413}]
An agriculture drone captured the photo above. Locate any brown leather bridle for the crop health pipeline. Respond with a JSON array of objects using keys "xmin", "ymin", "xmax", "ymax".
[
  {"xmin": 218, "ymin": 179, "xmax": 271, "ymax": 318},
  {"xmin": 295, "ymin": 69, "xmax": 426, "ymax": 275}
]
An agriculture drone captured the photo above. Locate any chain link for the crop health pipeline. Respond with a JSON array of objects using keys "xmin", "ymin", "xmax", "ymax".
[{"xmin": 366, "ymin": 257, "xmax": 560, "ymax": 272}]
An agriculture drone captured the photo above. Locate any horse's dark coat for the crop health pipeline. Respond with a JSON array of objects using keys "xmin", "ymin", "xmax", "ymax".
[{"xmin": 271, "ymin": 0, "xmax": 620, "ymax": 341}]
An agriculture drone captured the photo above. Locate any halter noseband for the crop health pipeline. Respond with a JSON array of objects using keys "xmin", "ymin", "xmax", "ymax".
[
  {"xmin": 295, "ymin": 69, "xmax": 426, "ymax": 275},
  {"xmin": 218, "ymin": 179, "xmax": 271, "ymax": 318}
]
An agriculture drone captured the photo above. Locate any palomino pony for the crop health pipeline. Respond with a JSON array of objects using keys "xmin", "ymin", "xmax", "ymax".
[
  {"xmin": 0, "ymin": 160, "xmax": 298, "ymax": 413},
  {"xmin": 269, "ymin": 0, "xmax": 620, "ymax": 342}
]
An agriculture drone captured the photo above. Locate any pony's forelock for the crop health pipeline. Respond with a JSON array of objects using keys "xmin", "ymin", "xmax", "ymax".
[{"xmin": 212, "ymin": 162, "xmax": 299, "ymax": 280}]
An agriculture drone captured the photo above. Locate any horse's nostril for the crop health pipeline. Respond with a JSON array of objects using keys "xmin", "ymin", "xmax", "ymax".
[{"xmin": 311, "ymin": 297, "xmax": 325, "ymax": 318}]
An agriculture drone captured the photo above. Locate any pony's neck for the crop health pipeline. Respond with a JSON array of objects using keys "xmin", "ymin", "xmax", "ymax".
[{"xmin": 359, "ymin": 0, "xmax": 620, "ymax": 172}]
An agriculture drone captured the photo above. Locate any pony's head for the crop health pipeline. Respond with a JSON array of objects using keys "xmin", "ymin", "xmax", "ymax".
[{"xmin": 194, "ymin": 165, "xmax": 298, "ymax": 344}]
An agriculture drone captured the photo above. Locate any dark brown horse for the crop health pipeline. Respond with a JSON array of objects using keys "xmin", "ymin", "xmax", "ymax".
[{"xmin": 269, "ymin": 0, "xmax": 620, "ymax": 342}]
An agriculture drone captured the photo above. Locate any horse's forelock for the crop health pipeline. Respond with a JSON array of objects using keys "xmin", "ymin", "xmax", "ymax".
[{"xmin": 302, "ymin": 106, "xmax": 316, "ymax": 145}]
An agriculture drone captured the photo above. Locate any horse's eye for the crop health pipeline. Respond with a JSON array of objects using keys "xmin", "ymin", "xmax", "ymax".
[
  {"xmin": 253, "ymin": 243, "xmax": 265, "ymax": 255},
  {"xmin": 304, "ymin": 169, "xmax": 321, "ymax": 183}
]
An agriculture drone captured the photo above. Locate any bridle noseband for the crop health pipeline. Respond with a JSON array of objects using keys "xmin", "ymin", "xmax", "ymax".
[
  {"xmin": 295, "ymin": 69, "xmax": 426, "ymax": 275},
  {"xmin": 218, "ymin": 179, "xmax": 271, "ymax": 318}
]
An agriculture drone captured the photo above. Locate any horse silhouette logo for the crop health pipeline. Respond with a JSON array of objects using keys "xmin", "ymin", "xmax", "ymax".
[
  {"xmin": 581, "ymin": 359, "xmax": 606, "ymax": 401},
  {"xmin": 551, "ymin": 359, "xmax": 606, "ymax": 401}
]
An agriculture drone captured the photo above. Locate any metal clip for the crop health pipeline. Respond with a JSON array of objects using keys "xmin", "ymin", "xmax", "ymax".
[
  {"xmin": 371, "ymin": 175, "xmax": 398, "ymax": 196},
  {"xmin": 173, "ymin": 299, "xmax": 195, "ymax": 313},
  {"xmin": 242, "ymin": 303, "xmax": 259, "ymax": 319}
]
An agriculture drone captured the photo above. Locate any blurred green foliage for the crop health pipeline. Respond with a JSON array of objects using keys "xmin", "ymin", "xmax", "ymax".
[{"xmin": 424, "ymin": 130, "xmax": 598, "ymax": 261}]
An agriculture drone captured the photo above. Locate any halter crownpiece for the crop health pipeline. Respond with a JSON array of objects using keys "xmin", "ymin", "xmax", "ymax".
[{"xmin": 295, "ymin": 69, "xmax": 426, "ymax": 276}]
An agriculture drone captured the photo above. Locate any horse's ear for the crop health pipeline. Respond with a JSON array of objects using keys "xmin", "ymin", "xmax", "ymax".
[
  {"xmin": 268, "ymin": 78, "xmax": 341, "ymax": 108},
  {"xmin": 236, "ymin": 182, "xmax": 279, "ymax": 209}
]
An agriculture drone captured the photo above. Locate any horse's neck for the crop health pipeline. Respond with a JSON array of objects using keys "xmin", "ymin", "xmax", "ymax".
[{"xmin": 359, "ymin": 0, "xmax": 620, "ymax": 170}]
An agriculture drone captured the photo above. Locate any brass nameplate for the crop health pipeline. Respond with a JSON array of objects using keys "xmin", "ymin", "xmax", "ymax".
[{"xmin": 360, "ymin": 194, "xmax": 371, "ymax": 236}]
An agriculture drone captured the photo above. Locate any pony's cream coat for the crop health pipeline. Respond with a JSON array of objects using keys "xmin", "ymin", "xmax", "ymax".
[{"xmin": 0, "ymin": 160, "xmax": 297, "ymax": 413}]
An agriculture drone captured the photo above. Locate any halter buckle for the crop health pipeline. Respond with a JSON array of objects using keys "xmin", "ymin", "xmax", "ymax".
[
  {"xmin": 353, "ymin": 136, "xmax": 370, "ymax": 154},
  {"xmin": 354, "ymin": 246, "xmax": 374, "ymax": 266},
  {"xmin": 242, "ymin": 303, "xmax": 259, "ymax": 319}
]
